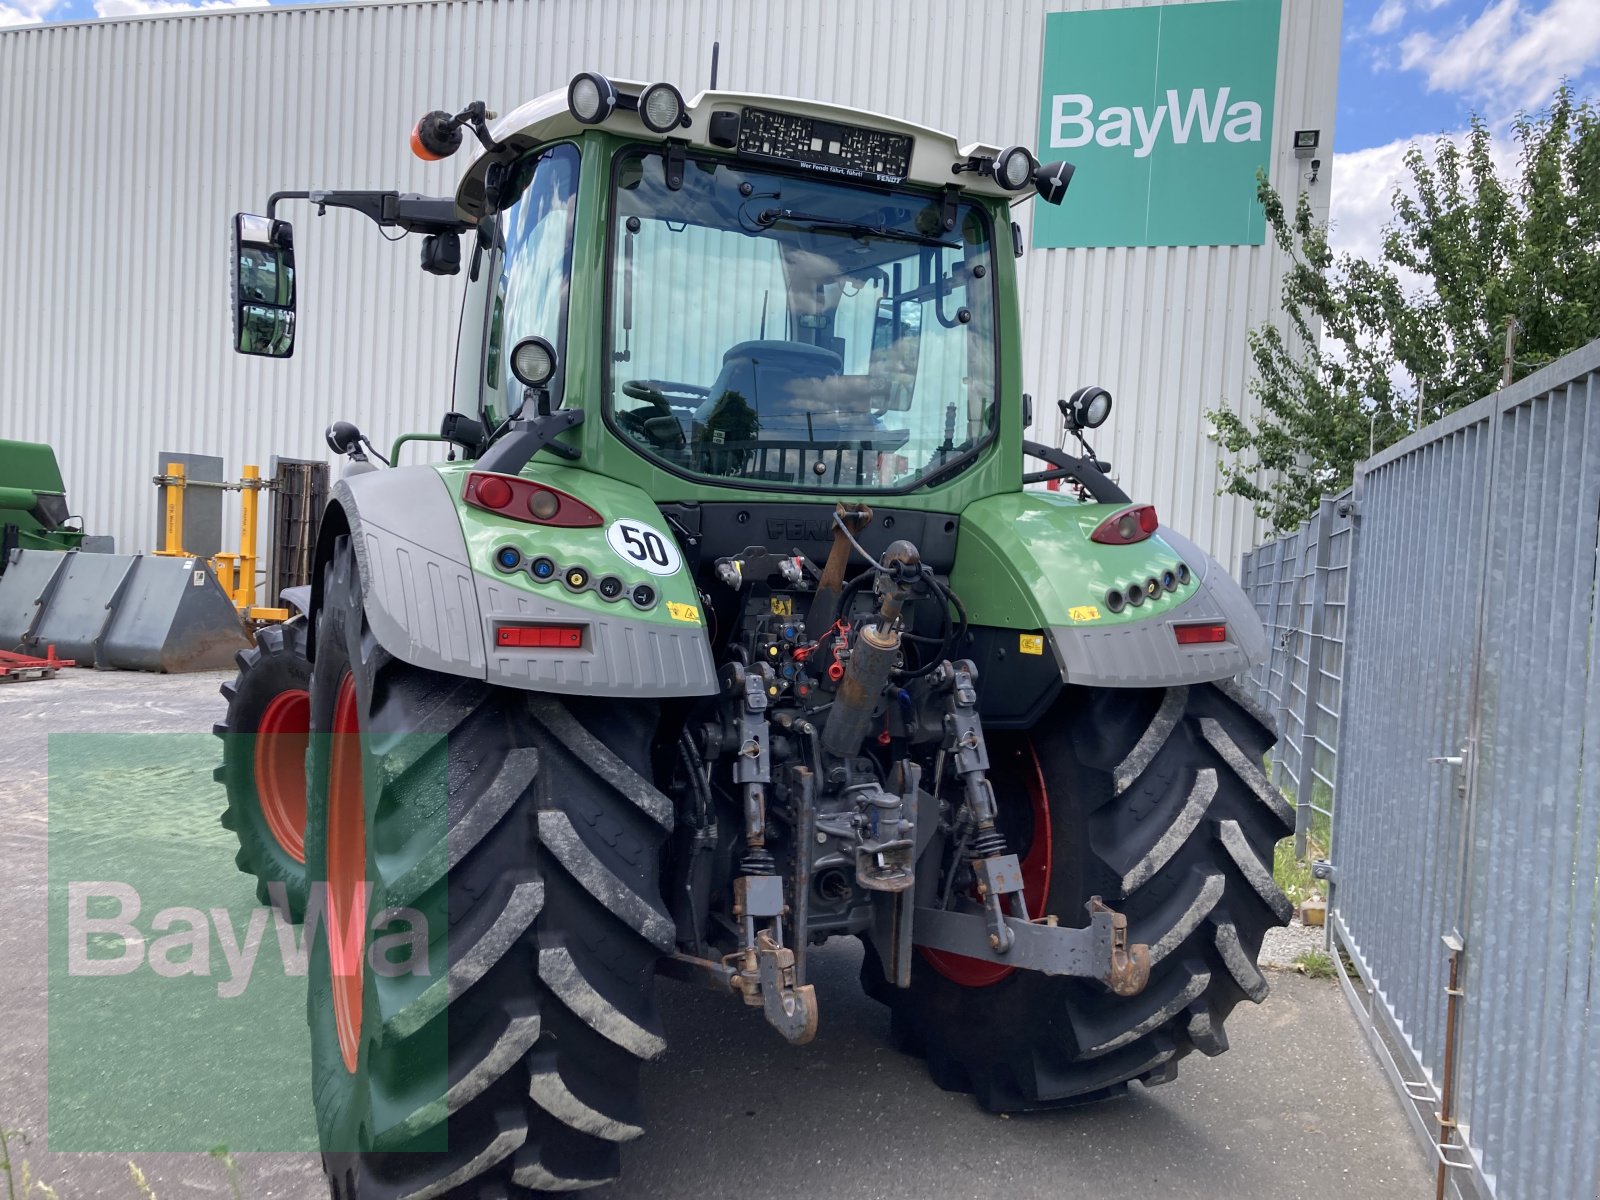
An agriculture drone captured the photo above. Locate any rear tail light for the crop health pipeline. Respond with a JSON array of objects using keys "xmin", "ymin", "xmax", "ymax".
[
  {"xmin": 464, "ymin": 472, "xmax": 603, "ymax": 527},
  {"xmin": 495, "ymin": 623, "xmax": 584, "ymax": 649},
  {"xmin": 1173, "ymin": 623, "xmax": 1228, "ymax": 646},
  {"xmin": 1090, "ymin": 504, "xmax": 1159, "ymax": 545}
]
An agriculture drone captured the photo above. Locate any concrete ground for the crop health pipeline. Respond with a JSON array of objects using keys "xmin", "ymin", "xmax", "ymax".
[{"xmin": 0, "ymin": 667, "xmax": 1434, "ymax": 1199}]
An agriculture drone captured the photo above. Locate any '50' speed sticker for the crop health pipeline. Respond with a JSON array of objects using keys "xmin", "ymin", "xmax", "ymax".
[{"xmin": 606, "ymin": 518, "xmax": 682, "ymax": 576}]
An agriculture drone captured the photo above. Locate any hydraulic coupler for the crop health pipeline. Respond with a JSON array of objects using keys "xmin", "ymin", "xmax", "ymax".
[{"xmin": 820, "ymin": 539, "xmax": 922, "ymax": 759}]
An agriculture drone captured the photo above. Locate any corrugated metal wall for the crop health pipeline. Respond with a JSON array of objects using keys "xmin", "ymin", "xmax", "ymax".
[{"xmin": 0, "ymin": 0, "xmax": 1340, "ymax": 565}]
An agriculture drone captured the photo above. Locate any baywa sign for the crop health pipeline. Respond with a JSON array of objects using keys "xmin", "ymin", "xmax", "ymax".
[{"xmin": 1033, "ymin": 0, "xmax": 1282, "ymax": 249}]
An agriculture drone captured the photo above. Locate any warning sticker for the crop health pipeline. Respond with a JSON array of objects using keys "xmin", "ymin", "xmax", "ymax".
[
  {"xmin": 666, "ymin": 601, "xmax": 701, "ymax": 624},
  {"xmin": 1068, "ymin": 606, "xmax": 1102, "ymax": 623}
]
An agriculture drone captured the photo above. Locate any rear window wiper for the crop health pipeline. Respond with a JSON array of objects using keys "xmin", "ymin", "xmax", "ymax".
[{"xmin": 755, "ymin": 207, "xmax": 960, "ymax": 249}]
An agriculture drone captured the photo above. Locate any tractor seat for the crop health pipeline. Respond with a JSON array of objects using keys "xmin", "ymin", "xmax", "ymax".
[{"xmin": 695, "ymin": 341, "xmax": 855, "ymax": 443}]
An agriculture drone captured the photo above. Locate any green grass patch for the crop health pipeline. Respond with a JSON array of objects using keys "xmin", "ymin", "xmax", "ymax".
[
  {"xmin": 1273, "ymin": 834, "xmax": 1328, "ymax": 908},
  {"xmin": 1293, "ymin": 950, "xmax": 1335, "ymax": 980}
]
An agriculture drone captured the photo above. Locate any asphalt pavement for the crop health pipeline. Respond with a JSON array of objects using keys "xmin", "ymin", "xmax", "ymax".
[{"xmin": 0, "ymin": 667, "xmax": 1433, "ymax": 1199}]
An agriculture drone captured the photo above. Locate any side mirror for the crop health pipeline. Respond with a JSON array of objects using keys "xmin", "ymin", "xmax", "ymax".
[{"xmin": 232, "ymin": 213, "xmax": 296, "ymax": 358}]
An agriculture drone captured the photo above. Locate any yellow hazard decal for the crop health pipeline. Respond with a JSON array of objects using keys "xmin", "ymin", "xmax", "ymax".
[
  {"xmin": 770, "ymin": 596, "xmax": 794, "ymax": 617},
  {"xmin": 1068, "ymin": 605, "xmax": 1102, "ymax": 623},
  {"xmin": 1018, "ymin": 633, "xmax": 1045, "ymax": 656},
  {"xmin": 666, "ymin": 601, "xmax": 701, "ymax": 624}
]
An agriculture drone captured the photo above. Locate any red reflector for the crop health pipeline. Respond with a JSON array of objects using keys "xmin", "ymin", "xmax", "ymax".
[
  {"xmin": 474, "ymin": 475, "xmax": 514, "ymax": 510},
  {"xmin": 495, "ymin": 623, "xmax": 584, "ymax": 649},
  {"xmin": 1173, "ymin": 623, "xmax": 1228, "ymax": 645},
  {"xmin": 464, "ymin": 472, "xmax": 603, "ymax": 527},
  {"xmin": 1090, "ymin": 504, "xmax": 1159, "ymax": 545}
]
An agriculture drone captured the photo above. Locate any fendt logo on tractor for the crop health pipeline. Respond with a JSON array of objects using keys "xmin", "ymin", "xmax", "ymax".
[{"xmin": 219, "ymin": 64, "xmax": 1287, "ymax": 1198}]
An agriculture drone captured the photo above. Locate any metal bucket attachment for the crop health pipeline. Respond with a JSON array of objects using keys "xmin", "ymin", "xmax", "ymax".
[{"xmin": 0, "ymin": 549, "xmax": 250, "ymax": 672}]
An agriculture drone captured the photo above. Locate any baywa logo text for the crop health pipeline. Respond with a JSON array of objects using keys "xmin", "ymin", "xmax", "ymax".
[
  {"xmin": 66, "ymin": 881, "xmax": 429, "ymax": 998},
  {"xmin": 1048, "ymin": 87, "xmax": 1265, "ymax": 159}
]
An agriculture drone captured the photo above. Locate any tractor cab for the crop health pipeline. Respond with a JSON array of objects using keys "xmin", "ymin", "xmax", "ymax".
[{"xmin": 231, "ymin": 78, "xmax": 1096, "ymax": 505}]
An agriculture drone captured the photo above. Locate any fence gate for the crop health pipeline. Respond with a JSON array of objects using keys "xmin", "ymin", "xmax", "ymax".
[{"xmin": 1328, "ymin": 342, "xmax": 1600, "ymax": 1200}]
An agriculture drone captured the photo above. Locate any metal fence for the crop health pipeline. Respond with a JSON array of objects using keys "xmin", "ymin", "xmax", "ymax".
[
  {"xmin": 1239, "ymin": 339, "xmax": 1600, "ymax": 1200},
  {"xmin": 1240, "ymin": 491, "xmax": 1354, "ymax": 854}
]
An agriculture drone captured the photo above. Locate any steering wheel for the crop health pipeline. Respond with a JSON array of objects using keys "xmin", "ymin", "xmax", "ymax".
[{"xmin": 622, "ymin": 379, "xmax": 709, "ymax": 414}]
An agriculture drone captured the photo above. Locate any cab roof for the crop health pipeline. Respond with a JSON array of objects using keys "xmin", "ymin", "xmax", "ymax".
[{"xmin": 454, "ymin": 80, "xmax": 1018, "ymax": 219}]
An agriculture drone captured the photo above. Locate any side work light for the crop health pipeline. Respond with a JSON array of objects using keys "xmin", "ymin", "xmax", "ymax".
[
  {"xmin": 510, "ymin": 335, "xmax": 557, "ymax": 388},
  {"xmin": 568, "ymin": 72, "xmax": 618, "ymax": 124},
  {"xmin": 1060, "ymin": 385, "xmax": 1112, "ymax": 431},
  {"xmin": 994, "ymin": 145, "xmax": 1037, "ymax": 191},
  {"xmin": 639, "ymin": 82, "xmax": 688, "ymax": 133},
  {"xmin": 1033, "ymin": 159, "xmax": 1076, "ymax": 205}
]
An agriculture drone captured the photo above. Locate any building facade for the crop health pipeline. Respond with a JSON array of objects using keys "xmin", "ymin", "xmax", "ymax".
[{"xmin": 0, "ymin": 0, "xmax": 1341, "ymax": 567}]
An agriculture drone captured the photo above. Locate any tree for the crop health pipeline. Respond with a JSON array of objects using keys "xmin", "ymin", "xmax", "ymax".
[{"xmin": 1211, "ymin": 84, "xmax": 1600, "ymax": 533}]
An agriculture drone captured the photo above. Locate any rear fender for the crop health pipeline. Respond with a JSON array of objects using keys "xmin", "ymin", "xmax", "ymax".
[
  {"xmin": 951, "ymin": 492, "xmax": 1266, "ymax": 688},
  {"xmin": 309, "ymin": 463, "xmax": 716, "ymax": 698}
]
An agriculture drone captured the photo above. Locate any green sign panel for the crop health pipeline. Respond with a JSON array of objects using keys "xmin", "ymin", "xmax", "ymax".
[{"xmin": 1033, "ymin": 0, "xmax": 1282, "ymax": 249}]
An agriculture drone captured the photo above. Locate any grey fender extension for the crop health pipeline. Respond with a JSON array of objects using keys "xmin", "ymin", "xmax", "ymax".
[
  {"xmin": 330, "ymin": 468, "xmax": 716, "ymax": 697},
  {"xmin": 1049, "ymin": 527, "xmax": 1269, "ymax": 688}
]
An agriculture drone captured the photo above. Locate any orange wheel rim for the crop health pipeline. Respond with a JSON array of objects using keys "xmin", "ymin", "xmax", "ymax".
[
  {"xmin": 922, "ymin": 737, "xmax": 1053, "ymax": 988},
  {"xmin": 254, "ymin": 689, "xmax": 310, "ymax": 863},
  {"xmin": 327, "ymin": 672, "xmax": 366, "ymax": 1073}
]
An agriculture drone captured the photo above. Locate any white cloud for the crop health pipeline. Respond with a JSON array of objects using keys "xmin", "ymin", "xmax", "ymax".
[
  {"xmin": 1328, "ymin": 126, "xmax": 1521, "ymax": 299},
  {"xmin": 0, "ymin": 0, "xmax": 63, "ymax": 26},
  {"xmin": 1328, "ymin": 137, "xmax": 1430, "ymax": 304},
  {"xmin": 1399, "ymin": 0, "xmax": 1600, "ymax": 111},
  {"xmin": 93, "ymin": 0, "xmax": 264, "ymax": 15},
  {"xmin": 1369, "ymin": 0, "xmax": 1407, "ymax": 35}
]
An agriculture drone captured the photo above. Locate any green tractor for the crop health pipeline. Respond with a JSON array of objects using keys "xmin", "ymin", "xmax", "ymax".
[
  {"xmin": 218, "ymin": 74, "xmax": 1289, "ymax": 1198},
  {"xmin": 0, "ymin": 439, "xmax": 93, "ymax": 570}
]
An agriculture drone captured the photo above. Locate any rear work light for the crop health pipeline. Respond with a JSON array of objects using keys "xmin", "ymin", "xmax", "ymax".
[
  {"xmin": 495, "ymin": 623, "xmax": 584, "ymax": 649},
  {"xmin": 1173, "ymin": 623, "xmax": 1228, "ymax": 646},
  {"xmin": 1090, "ymin": 504, "xmax": 1159, "ymax": 545},
  {"xmin": 463, "ymin": 472, "xmax": 603, "ymax": 528}
]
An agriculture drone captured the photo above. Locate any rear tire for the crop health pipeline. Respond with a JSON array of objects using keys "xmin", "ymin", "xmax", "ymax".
[
  {"xmin": 307, "ymin": 537, "xmax": 673, "ymax": 1198},
  {"xmin": 215, "ymin": 617, "xmax": 312, "ymax": 920},
  {"xmin": 866, "ymin": 680, "xmax": 1290, "ymax": 1111}
]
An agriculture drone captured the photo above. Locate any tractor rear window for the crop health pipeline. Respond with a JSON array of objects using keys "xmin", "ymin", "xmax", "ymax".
[{"xmin": 605, "ymin": 147, "xmax": 999, "ymax": 492}]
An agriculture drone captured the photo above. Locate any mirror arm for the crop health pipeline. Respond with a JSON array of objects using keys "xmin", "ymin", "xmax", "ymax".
[{"xmin": 267, "ymin": 190, "xmax": 471, "ymax": 236}]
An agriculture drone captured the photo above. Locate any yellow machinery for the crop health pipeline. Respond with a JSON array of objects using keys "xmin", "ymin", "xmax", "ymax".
[{"xmin": 153, "ymin": 462, "xmax": 289, "ymax": 623}]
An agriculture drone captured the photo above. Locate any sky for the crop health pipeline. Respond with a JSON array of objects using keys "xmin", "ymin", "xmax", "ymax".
[
  {"xmin": 1331, "ymin": 0, "xmax": 1600, "ymax": 261},
  {"xmin": 3, "ymin": 0, "xmax": 1599, "ymax": 261}
]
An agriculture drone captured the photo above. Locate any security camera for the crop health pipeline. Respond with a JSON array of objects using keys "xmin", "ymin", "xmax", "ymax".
[{"xmin": 1308, "ymin": 158, "xmax": 1322, "ymax": 184}]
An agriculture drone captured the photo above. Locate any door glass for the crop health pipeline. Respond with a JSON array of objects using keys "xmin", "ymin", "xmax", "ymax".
[{"xmin": 483, "ymin": 143, "xmax": 581, "ymax": 421}]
